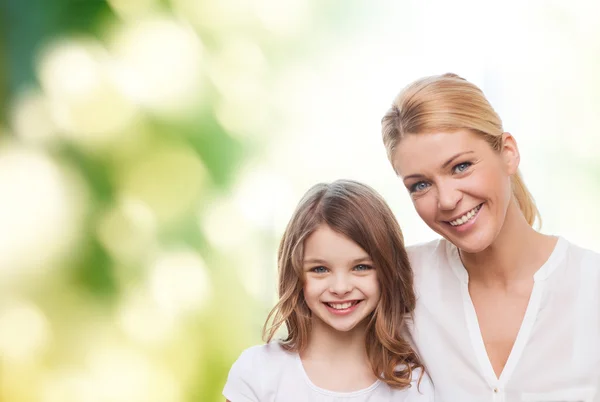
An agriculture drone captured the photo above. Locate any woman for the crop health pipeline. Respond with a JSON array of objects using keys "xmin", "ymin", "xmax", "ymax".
[{"xmin": 381, "ymin": 73, "xmax": 600, "ymax": 401}]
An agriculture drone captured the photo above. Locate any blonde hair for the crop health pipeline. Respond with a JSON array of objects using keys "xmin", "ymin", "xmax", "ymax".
[
  {"xmin": 381, "ymin": 73, "xmax": 540, "ymax": 227},
  {"xmin": 263, "ymin": 179, "xmax": 423, "ymax": 389}
]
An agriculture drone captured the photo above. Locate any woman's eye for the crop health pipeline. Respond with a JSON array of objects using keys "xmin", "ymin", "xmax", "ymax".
[
  {"xmin": 453, "ymin": 162, "xmax": 472, "ymax": 174},
  {"xmin": 311, "ymin": 266, "xmax": 328, "ymax": 274},
  {"xmin": 354, "ymin": 264, "xmax": 373, "ymax": 271},
  {"xmin": 409, "ymin": 181, "xmax": 430, "ymax": 193}
]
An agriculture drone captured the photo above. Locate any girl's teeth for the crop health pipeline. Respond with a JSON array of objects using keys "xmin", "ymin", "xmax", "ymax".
[{"xmin": 327, "ymin": 301, "xmax": 356, "ymax": 310}]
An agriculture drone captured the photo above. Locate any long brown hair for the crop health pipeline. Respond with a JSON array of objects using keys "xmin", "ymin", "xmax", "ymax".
[
  {"xmin": 381, "ymin": 73, "xmax": 541, "ymax": 227},
  {"xmin": 263, "ymin": 179, "xmax": 423, "ymax": 389}
]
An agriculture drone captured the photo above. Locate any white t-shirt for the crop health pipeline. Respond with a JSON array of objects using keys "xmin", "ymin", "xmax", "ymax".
[
  {"xmin": 407, "ymin": 237, "xmax": 600, "ymax": 402},
  {"xmin": 223, "ymin": 342, "xmax": 434, "ymax": 402}
]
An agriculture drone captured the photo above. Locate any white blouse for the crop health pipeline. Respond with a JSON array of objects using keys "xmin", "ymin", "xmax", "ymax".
[
  {"xmin": 223, "ymin": 342, "xmax": 434, "ymax": 401},
  {"xmin": 407, "ymin": 237, "xmax": 600, "ymax": 402}
]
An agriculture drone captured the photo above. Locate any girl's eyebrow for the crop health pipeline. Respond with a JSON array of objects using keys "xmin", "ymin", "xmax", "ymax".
[
  {"xmin": 303, "ymin": 256, "xmax": 372, "ymax": 265},
  {"xmin": 350, "ymin": 256, "xmax": 373, "ymax": 264},
  {"xmin": 303, "ymin": 258, "xmax": 327, "ymax": 265}
]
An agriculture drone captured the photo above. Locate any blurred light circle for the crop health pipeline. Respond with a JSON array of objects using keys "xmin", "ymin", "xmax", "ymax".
[
  {"xmin": 41, "ymin": 371, "xmax": 96, "ymax": 402},
  {"xmin": 253, "ymin": 0, "xmax": 311, "ymax": 36},
  {"xmin": 107, "ymin": 0, "xmax": 161, "ymax": 19},
  {"xmin": 96, "ymin": 197, "xmax": 157, "ymax": 265},
  {"xmin": 110, "ymin": 17, "xmax": 204, "ymax": 116},
  {"xmin": 149, "ymin": 249, "xmax": 211, "ymax": 317},
  {"xmin": 38, "ymin": 39, "xmax": 102, "ymax": 98},
  {"xmin": 0, "ymin": 300, "xmax": 51, "ymax": 362},
  {"xmin": 231, "ymin": 245, "xmax": 271, "ymax": 302},
  {"xmin": 201, "ymin": 198, "xmax": 251, "ymax": 251},
  {"xmin": 233, "ymin": 167, "xmax": 295, "ymax": 230},
  {"xmin": 209, "ymin": 37, "xmax": 267, "ymax": 89},
  {"xmin": 209, "ymin": 37, "xmax": 267, "ymax": 104},
  {"xmin": 37, "ymin": 38, "xmax": 137, "ymax": 149},
  {"xmin": 11, "ymin": 89, "xmax": 58, "ymax": 146},
  {"xmin": 118, "ymin": 287, "xmax": 176, "ymax": 345},
  {"xmin": 0, "ymin": 147, "xmax": 86, "ymax": 277},
  {"xmin": 214, "ymin": 95, "xmax": 269, "ymax": 139},
  {"xmin": 209, "ymin": 37, "xmax": 270, "ymax": 137},
  {"xmin": 42, "ymin": 350, "xmax": 182, "ymax": 402},
  {"xmin": 117, "ymin": 145, "xmax": 207, "ymax": 225},
  {"xmin": 170, "ymin": 0, "xmax": 254, "ymax": 31},
  {"xmin": 88, "ymin": 348, "xmax": 182, "ymax": 402}
]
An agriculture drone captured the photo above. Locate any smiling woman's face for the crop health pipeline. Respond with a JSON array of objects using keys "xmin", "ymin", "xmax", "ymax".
[{"xmin": 393, "ymin": 129, "xmax": 520, "ymax": 253}]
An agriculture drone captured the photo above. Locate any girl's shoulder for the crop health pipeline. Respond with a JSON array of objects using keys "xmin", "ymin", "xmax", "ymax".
[
  {"xmin": 223, "ymin": 342, "xmax": 297, "ymax": 402},
  {"xmin": 231, "ymin": 341, "xmax": 296, "ymax": 371},
  {"xmin": 390, "ymin": 367, "xmax": 435, "ymax": 401}
]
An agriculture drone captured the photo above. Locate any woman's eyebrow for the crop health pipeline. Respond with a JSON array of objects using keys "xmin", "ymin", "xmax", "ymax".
[
  {"xmin": 403, "ymin": 150, "xmax": 475, "ymax": 182},
  {"xmin": 441, "ymin": 151, "xmax": 475, "ymax": 169}
]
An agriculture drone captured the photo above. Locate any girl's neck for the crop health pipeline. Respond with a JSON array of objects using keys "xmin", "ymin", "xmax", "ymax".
[
  {"xmin": 299, "ymin": 317, "xmax": 377, "ymax": 392},
  {"xmin": 460, "ymin": 200, "xmax": 557, "ymax": 288},
  {"xmin": 301, "ymin": 318, "xmax": 369, "ymax": 364}
]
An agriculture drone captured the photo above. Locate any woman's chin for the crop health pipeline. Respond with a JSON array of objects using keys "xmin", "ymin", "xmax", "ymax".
[{"xmin": 439, "ymin": 228, "xmax": 495, "ymax": 255}]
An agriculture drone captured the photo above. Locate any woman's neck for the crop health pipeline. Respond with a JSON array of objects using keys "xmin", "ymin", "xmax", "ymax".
[{"xmin": 460, "ymin": 200, "xmax": 557, "ymax": 288}]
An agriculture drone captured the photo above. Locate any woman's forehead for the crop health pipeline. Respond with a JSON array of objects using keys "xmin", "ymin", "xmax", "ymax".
[{"xmin": 393, "ymin": 130, "xmax": 487, "ymax": 176}]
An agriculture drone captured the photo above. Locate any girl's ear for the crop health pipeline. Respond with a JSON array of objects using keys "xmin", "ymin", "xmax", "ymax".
[{"xmin": 501, "ymin": 132, "xmax": 520, "ymax": 175}]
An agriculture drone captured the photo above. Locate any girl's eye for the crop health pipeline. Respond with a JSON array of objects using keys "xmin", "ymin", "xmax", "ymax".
[
  {"xmin": 310, "ymin": 266, "xmax": 328, "ymax": 274},
  {"xmin": 453, "ymin": 162, "xmax": 472, "ymax": 174},
  {"xmin": 409, "ymin": 181, "xmax": 430, "ymax": 193},
  {"xmin": 354, "ymin": 264, "xmax": 373, "ymax": 271}
]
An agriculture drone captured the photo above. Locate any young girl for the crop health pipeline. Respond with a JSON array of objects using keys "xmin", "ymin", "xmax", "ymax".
[{"xmin": 223, "ymin": 179, "xmax": 433, "ymax": 402}]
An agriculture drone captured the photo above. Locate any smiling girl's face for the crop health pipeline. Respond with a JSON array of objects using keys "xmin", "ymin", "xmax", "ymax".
[
  {"xmin": 392, "ymin": 129, "xmax": 520, "ymax": 253},
  {"xmin": 302, "ymin": 224, "xmax": 380, "ymax": 334}
]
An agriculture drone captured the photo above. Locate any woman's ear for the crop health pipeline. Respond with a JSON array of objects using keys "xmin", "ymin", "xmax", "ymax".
[{"xmin": 501, "ymin": 132, "xmax": 520, "ymax": 175}]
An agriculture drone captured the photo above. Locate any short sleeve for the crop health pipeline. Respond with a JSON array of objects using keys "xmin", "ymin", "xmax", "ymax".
[{"xmin": 222, "ymin": 347, "xmax": 262, "ymax": 402}]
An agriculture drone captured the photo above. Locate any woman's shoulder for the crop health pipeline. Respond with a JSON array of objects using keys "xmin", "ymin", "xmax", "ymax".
[
  {"xmin": 406, "ymin": 238, "xmax": 444, "ymax": 254},
  {"xmin": 406, "ymin": 238, "xmax": 449, "ymax": 267},
  {"xmin": 559, "ymin": 237, "xmax": 600, "ymax": 272},
  {"xmin": 563, "ymin": 238, "xmax": 600, "ymax": 257}
]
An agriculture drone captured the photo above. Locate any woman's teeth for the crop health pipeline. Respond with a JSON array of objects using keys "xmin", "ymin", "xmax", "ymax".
[{"xmin": 449, "ymin": 204, "xmax": 482, "ymax": 226}]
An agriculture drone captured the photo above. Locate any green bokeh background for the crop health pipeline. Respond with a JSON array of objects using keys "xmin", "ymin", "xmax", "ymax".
[
  {"xmin": 0, "ymin": 1, "xmax": 377, "ymax": 401},
  {"xmin": 1, "ymin": 2, "xmax": 600, "ymax": 402}
]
